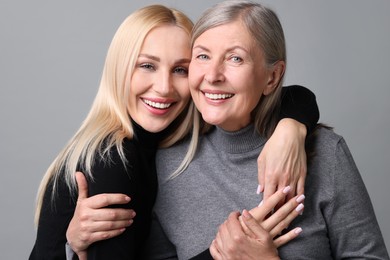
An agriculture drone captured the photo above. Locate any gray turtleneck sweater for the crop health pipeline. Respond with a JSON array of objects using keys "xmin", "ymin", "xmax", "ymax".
[{"xmin": 147, "ymin": 125, "xmax": 389, "ymax": 260}]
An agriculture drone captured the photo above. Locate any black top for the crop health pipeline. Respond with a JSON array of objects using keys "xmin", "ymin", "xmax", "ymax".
[
  {"xmin": 29, "ymin": 121, "xmax": 162, "ymax": 259},
  {"xmin": 29, "ymin": 85, "xmax": 319, "ymax": 260}
]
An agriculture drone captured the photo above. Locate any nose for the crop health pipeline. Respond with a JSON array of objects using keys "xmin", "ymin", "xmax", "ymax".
[
  {"xmin": 204, "ymin": 60, "xmax": 225, "ymax": 84},
  {"xmin": 154, "ymin": 70, "xmax": 173, "ymax": 96}
]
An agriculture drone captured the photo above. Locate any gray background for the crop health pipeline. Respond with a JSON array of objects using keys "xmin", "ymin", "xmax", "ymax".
[{"xmin": 1, "ymin": 0, "xmax": 389, "ymax": 258}]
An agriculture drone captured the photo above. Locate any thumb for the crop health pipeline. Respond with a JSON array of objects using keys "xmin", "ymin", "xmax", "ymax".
[
  {"xmin": 75, "ymin": 171, "xmax": 88, "ymax": 200},
  {"xmin": 241, "ymin": 209, "xmax": 269, "ymax": 240}
]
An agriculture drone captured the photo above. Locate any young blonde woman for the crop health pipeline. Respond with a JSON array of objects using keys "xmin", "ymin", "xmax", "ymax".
[{"xmin": 30, "ymin": 4, "xmax": 320, "ymax": 260}]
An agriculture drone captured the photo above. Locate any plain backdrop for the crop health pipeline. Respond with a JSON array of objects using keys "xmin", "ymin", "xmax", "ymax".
[{"xmin": 1, "ymin": 0, "xmax": 389, "ymax": 258}]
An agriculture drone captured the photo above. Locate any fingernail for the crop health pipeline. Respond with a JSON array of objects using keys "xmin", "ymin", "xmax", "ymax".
[
  {"xmin": 295, "ymin": 203, "xmax": 304, "ymax": 212},
  {"xmin": 296, "ymin": 194, "xmax": 305, "ymax": 203},
  {"xmin": 125, "ymin": 196, "xmax": 131, "ymax": 201},
  {"xmin": 283, "ymin": 186, "xmax": 291, "ymax": 194},
  {"xmin": 242, "ymin": 209, "xmax": 251, "ymax": 219},
  {"xmin": 258, "ymin": 200, "xmax": 263, "ymax": 207},
  {"xmin": 256, "ymin": 184, "xmax": 262, "ymax": 194},
  {"xmin": 294, "ymin": 227, "xmax": 303, "ymax": 234}
]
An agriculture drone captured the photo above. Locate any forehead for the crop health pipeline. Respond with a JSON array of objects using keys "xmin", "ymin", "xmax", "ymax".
[
  {"xmin": 194, "ymin": 21, "xmax": 257, "ymax": 51},
  {"xmin": 141, "ymin": 24, "xmax": 191, "ymax": 53}
]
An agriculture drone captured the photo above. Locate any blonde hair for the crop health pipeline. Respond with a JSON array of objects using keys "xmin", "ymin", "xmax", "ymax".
[
  {"xmin": 34, "ymin": 5, "xmax": 194, "ymax": 225},
  {"xmin": 170, "ymin": 0, "xmax": 286, "ymax": 178}
]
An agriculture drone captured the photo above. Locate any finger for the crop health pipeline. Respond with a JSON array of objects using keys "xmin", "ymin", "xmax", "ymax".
[
  {"xmin": 75, "ymin": 172, "xmax": 88, "ymax": 200},
  {"xmin": 249, "ymin": 186, "xmax": 291, "ymax": 221},
  {"xmin": 285, "ymin": 183, "xmax": 295, "ymax": 203},
  {"xmin": 85, "ymin": 208, "xmax": 136, "ymax": 222},
  {"xmin": 269, "ymin": 203, "xmax": 304, "ymax": 238},
  {"xmin": 209, "ymin": 240, "xmax": 222, "ymax": 260},
  {"xmin": 262, "ymin": 179, "xmax": 277, "ymax": 203},
  {"xmin": 274, "ymin": 227, "xmax": 302, "ymax": 248},
  {"xmin": 257, "ymin": 157, "xmax": 265, "ymax": 194},
  {"xmin": 77, "ymin": 251, "xmax": 87, "ymax": 260},
  {"xmin": 88, "ymin": 228, "xmax": 127, "ymax": 243},
  {"xmin": 241, "ymin": 210, "xmax": 270, "ymax": 240},
  {"xmin": 224, "ymin": 212, "xmax": 243, "ymax": 238},
  {"xmin": 275, "ymin": 177, "xmax": 291, "ymax": 210},
  {"xmin": 83, "ymin": 193, "xmax": 131, "ymax": 209},
  {"xmin": 262, "ymin": 194, "xmax": 304, "ymax": 233},
  {"xmin": 297, "ymin": 174, "xmax": 306, "ymax": 200},
  {"xmin": 87, "ymin": 219, "xmax": 134, "ymax": 233}
]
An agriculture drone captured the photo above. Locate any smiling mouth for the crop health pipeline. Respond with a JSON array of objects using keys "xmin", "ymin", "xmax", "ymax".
[
  {"xmin": 142, "ymin": 99, "xmax": 173, "ymax": 109},
  {"xmin": 204, "ymin": 92, "xmax": 234, "ymax": 100}
]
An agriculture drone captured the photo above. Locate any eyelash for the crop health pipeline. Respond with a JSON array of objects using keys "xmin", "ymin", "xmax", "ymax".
[
  {"xmin": 140, "ymin": 63, "xmax": 155, "ymax": 70},
  {"xmin": 139, "ymin": 63, "xmax": 188, "ymax": 75},
  {"xmin": 230, "ymin": 56, "xmax": 243, "ymax": 63},
  {"xmin": 196, "ymin": 54, "xmax": 209, "ymax": 60},
  {"xmin": 173, "ymin": 67, "xmax": 188, "ymax": 75}
]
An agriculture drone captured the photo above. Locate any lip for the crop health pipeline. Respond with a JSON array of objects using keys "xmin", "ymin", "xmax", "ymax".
[{"xmin": 141, "ymin": 97, "xmax": 176, "ymax": 115}]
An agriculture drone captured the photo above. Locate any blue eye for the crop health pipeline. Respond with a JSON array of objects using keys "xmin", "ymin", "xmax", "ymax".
[
  {"xmin": 231, "ymin": 56, "xmax": 243, "ymax": 63},
  {"xmin": 197, "ymin": 54, "xmax": 209, "ymax": 60}
]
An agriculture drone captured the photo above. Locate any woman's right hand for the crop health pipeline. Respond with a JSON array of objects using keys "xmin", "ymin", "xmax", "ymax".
[{"xmin": 66, "ymin": 172, "xmax": 136, "ymax": 257}]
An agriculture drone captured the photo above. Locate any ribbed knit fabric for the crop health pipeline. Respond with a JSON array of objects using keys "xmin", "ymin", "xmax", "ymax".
[{"xmin": 147, "ymin": 125, "xmax": 389, "ymax": 260}]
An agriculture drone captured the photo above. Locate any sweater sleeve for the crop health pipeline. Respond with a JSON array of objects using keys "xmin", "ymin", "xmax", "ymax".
[
  {"xmin": 326, "ymin": 138, "xmax": 389, "ymax": 259},
  {"xmin": 29, "ymin": 176, "xmax": 76, "ymax": 260},
  {"xmin": 280, "ymin": 85, "xmax": 320, "ymax": 133},
  {"xmin": 85, "ymin": 145, "xmax": 138, "ymax": 260}
]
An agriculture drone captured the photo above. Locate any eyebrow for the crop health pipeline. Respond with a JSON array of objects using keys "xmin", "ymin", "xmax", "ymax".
[
  {"xmin": 138, "ymin": 54, "xmax": 191, "ymax": 64},
  {"xmin": 193, "ymin": 44, "xmax": 250, "ymax": 54},
  {"xmin": 139, "ymin": 54, "xmax": 160, "ymax": 62}
]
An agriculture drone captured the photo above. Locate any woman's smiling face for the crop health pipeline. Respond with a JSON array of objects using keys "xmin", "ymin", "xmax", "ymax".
[
  {"xmin": 189, "ymin": 20, "xmax": 276, "ymax": 131},
  {"xmin": 128, "ymin": 24, "xmax": 191, "ymax": 133}
]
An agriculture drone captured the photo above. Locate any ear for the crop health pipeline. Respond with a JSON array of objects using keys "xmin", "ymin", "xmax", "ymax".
[{"xmin": 263, "ymin": 61, "xmax": 285, "ymax": 96}]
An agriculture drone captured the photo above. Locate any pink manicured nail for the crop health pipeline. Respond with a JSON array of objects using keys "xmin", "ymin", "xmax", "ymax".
[
  {"xmin": 256, "ymin": 184, "xmax": 262, "ymax": 194},
  {"xmin": 295, "ymin": 203, "xmax": 304, "ymax": 212},
  {"xmin": 258, "ymin": 200, "xmax": 263, "ymax": 207},
  {"xmin": 294, "ymin": 227, "xmax": 303, "ymax": 234},
  {"xmin": 283, "ymin": 186, "xmax": 291, "ymax": 194},
  {"xmin": 296, "ymin": 194, "xmax": 305, "ymax": 203}
]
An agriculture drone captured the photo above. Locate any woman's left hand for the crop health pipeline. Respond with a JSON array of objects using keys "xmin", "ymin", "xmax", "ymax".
[
  {"xmin": 210, "ymin": 187, "xmax": 304, "ymax": 260},
  {"xmin": 257, "ymin": 118, "xmax": 307, "ymax": 203}
]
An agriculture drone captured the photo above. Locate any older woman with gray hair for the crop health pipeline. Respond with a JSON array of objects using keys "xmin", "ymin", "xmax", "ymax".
[{"xmin": 149, "ymin": 0, "xmax": 389, "ymax": 259}]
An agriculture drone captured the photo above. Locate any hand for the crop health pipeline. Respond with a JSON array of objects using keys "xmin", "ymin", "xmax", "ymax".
[
  {"xmin": 257, "ymin": 118, "xmax": 307, "ymax": 205},
  {"xmin": 210, "ymin": 187, "xmax": 304, "ymax": 259},
  {"xmin": 66, "ymin": 172, "xmax": 135, "ymax": 257},
  {"xmin": 248, "ymin": 186, "xmax": 304, "ymax": 247},
  {"xmin": 210, "ymin": 211, "xmax": 279, "ymax": 260}
]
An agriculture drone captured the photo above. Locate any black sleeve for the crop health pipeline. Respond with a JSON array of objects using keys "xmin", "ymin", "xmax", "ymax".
[
  {"xmin": 189, "ymin": 249, "xmax": 213, "ymax": 260},
  {"xmin": 85, "ymin": 144, "xmax": 138, "ymax": 259},
  {"xmin": 280, "ymin": 85, "xmax": 320, "ymax": 133},
  {"xmin": 29, "ymin": 175, "xmax": 77, "ymax": 260}
]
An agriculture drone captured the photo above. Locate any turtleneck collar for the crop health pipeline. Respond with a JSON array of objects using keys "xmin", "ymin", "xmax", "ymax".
[
  {"xmin": 207, "ymin": 124, "xmax": 267, "ymax": 154},
  {"xmin": 131, "ymin": 119, "xmax": 167, "ymax": 149}
]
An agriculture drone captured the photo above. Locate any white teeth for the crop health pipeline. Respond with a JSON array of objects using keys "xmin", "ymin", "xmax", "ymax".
[
  {"xmin": 143, "ymin": 99, "xmax": 172, "ymax": 109},
  {"xmin": 204, "ymin": 93, "xmax": 233, "ymax": 100}
]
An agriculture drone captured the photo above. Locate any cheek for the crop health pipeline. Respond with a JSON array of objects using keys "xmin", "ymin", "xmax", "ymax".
[{"xmin": 188, "ymin": 64, "xmax": 203, "ymax": 89}]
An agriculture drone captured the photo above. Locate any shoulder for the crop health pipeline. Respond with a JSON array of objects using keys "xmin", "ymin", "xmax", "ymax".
[
  {"xmin": 308, "ymin": 126, "xmax": 345, "ymax": 155},
  {"xmin": 308, "ymin": 125, "xmax": 357, "ymax": 177},
  {"xmin": 86, "ymin": 138, "xmax": 137, "ymax": 196}
]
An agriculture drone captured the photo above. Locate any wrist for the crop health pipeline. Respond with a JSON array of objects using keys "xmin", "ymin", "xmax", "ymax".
[{"xmin": 278, "ymin": 118, "xmax": 307, "ymax": 139}]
